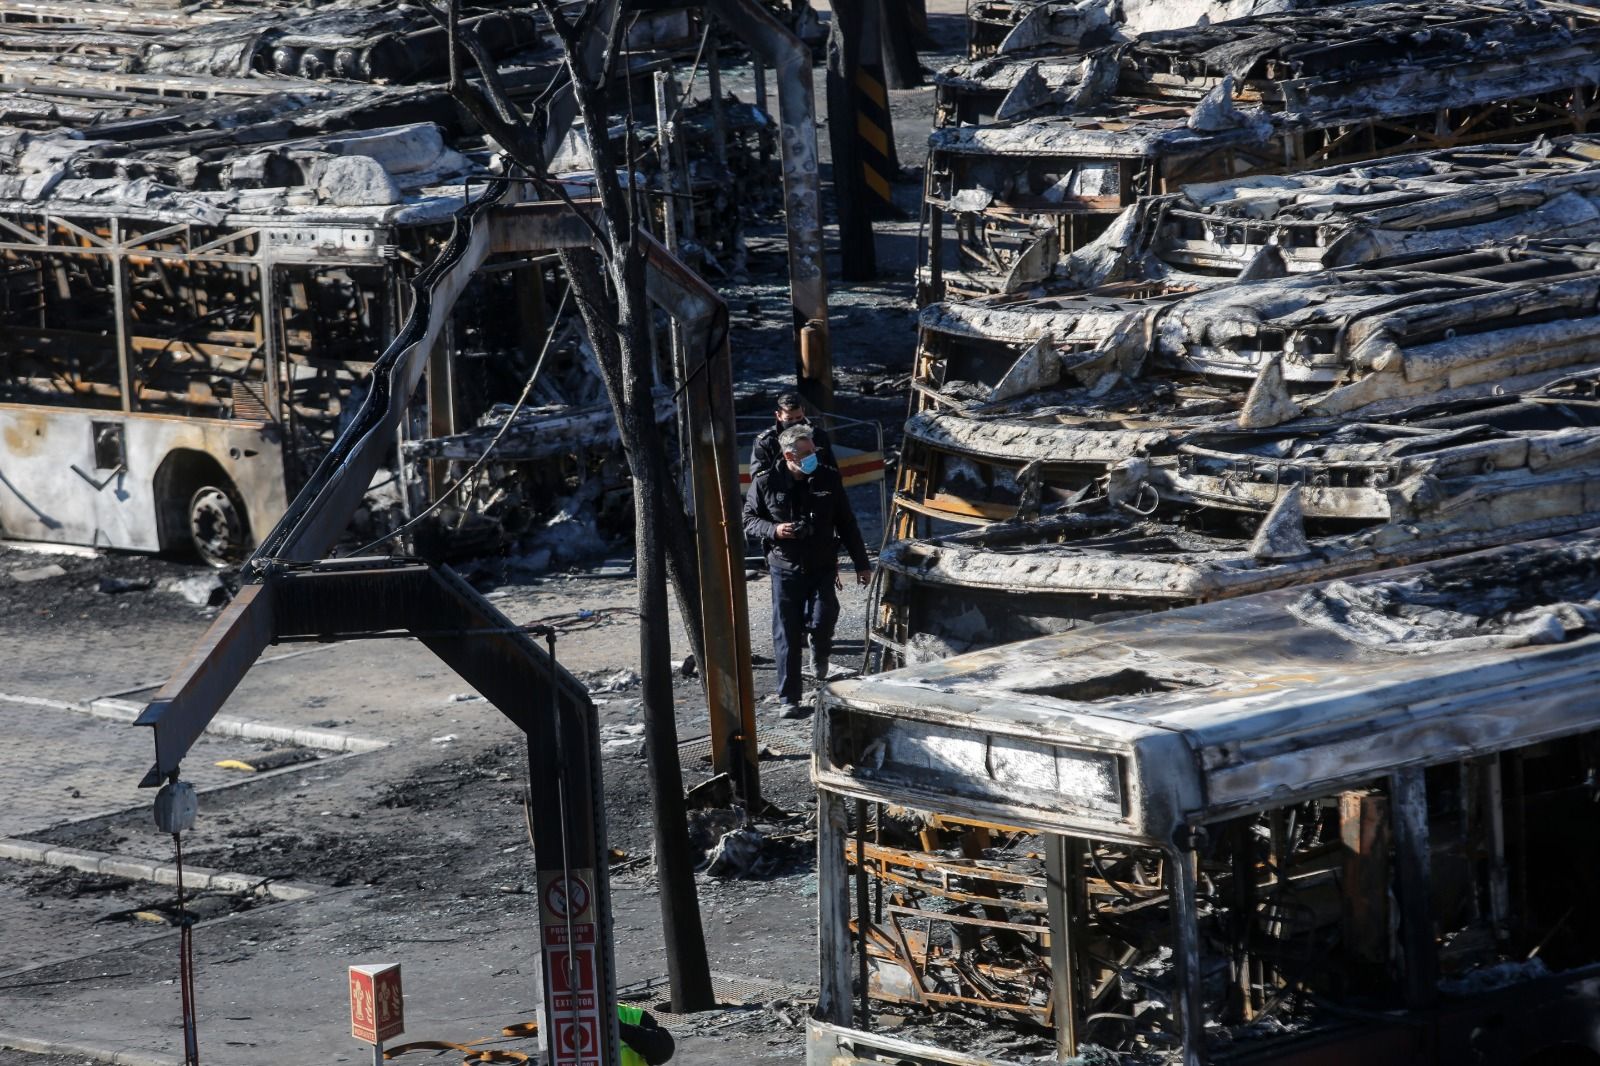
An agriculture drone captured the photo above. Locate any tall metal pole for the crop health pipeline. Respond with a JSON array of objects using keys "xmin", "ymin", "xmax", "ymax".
[
  {"xmin": 826, "ymin": 0, "xmax": 879, "ymax": 283},
  {"xmin": 706, "ymin": 0, "xmax": 833, "ymax": 407}
]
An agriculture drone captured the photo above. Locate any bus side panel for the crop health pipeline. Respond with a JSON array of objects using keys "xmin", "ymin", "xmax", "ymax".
[{"xmin": 0, "ymin": 405, "xmax": 287, "ymax": 552}]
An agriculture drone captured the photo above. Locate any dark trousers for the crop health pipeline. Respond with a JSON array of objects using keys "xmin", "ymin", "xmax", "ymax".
[{"xmin": 770, "ymin": 563, "xmax": 840, "ymax": 704}]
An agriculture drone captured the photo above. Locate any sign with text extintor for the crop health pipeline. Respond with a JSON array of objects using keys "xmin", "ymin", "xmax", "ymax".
[
  {"xmin": 349, "ymin": 963, "xmax": 404, "ymax": 1044},
  {"xmin": 540, "ymin": 870, "xmax": 604, "ymax": 1066}
]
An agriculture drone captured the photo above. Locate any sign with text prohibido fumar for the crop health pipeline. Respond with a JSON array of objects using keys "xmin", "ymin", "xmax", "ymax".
[
  {"xmin": 349, "ymin": 963, "xmax": 404, "ymax": 1044},
  {"xmin": 540, "ymin": 869, "xmax": 603, "ymax": 1066}
]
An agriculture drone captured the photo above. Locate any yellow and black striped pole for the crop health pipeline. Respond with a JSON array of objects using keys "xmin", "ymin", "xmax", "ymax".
[
  {"xmin": 826, "ymin": 0, "xmax": 898, "ymax": 279},
  {"xmin": 853, "ymin": 62, "xmax": 899, "ymax": 219}
]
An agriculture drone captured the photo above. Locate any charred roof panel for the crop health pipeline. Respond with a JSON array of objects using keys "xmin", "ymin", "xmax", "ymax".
[{"xmin": 826, "ymin": 532, "xmax": 1600, "ymax": 831}]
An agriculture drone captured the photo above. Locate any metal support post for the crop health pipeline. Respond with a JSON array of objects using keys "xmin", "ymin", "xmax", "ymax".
[
  {"xmin": 817, "ymin": 790, "xmax": 855, "ymax": 1026},
  {"xmin": 425, "ymin": 319, "xmax": 457, "ymax": 503},
  {"xmin": 705, "ymin": 26, "xmax": 730, "ymax": 181},
  {"xmin": 111, "ymin": 218, "xmax": 134, "ymax": 414},
  {"xmin": 706, "ymin": 0, "xmax": 832, "ymax": 403},
  {"xmin": 642, "ymin": 236, "xmax": 760, "ymax": 806},
  {"xmin": 654, "ymin": 72, "xmax": 685, "ymax": 253},
  {"xmin": 879, "ymin": 0, "xmax": 923, "ymax": 89},
  {"xmin": 1044, "ymin": 834, "xmax": 1079, "ymax": 1059},
  {"xmin": 1169, "ymin": 836, "xmax": 1206, "ymax": 1066},
  {"xmin": 1390, "ymin": 767, "xmax": 1437, "ymax": 1008},
  {"xmin": 259, "ymin": 262, "xmax": 281, "ymax": 419}
]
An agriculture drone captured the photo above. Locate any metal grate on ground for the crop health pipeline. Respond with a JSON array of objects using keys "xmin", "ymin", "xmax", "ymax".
[
  {"xmin": 617, "ymin": 971, "xmax": 817, "ymax": 1025},
  {"xmin": 677, "ymin": 720, "xmax": 814, "ymax": 766}
]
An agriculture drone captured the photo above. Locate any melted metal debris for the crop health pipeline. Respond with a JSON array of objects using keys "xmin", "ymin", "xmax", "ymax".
[{"xmin": 1289, "ymin": 542, "xmax": 1600, "ymax": 652}]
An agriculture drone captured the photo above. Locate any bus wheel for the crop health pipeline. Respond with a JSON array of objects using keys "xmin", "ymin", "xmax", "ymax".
[{"xmin": 188, "ymin": 485, "xmax": 246, "ymax": 567}]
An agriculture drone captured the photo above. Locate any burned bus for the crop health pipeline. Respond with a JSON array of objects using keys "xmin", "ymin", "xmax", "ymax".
[{"xmin": 815, "ymin": 533, "xmax": 1600, "ymax": 1066}]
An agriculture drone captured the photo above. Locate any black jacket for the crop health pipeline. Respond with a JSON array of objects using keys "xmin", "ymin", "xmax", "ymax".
[
  {"xmin": 750, "ymin": 421, "xmax": 833, "ymax": 479},
  {"xmin": 619, "ymin": 1014, "xmax": 674, "ymax": 1065},
  {"xmin": 743, "ymin": 461, "xmax": 869, "ymax": 575}
]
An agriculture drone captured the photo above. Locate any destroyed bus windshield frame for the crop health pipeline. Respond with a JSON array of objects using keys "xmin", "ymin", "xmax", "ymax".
[{"xmin": 812, "ymin": 534, "xmax": 1600, "ymax": 1066}]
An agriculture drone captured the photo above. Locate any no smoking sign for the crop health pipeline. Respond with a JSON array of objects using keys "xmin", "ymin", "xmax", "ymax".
[{"xmin": 541, "ymin": 871, "xmax": 593, "ymax": 922}]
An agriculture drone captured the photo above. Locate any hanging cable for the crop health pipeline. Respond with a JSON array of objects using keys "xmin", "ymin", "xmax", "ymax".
[
  {"xmin": 154, "ymin": 778, "xmax": 200, "ymax": 1064},
  {"xmin": 174, "ymin": 830, "xmax": 199, "ymax": 1064},
  {"xmin": 351, "ymin": 283, "xmax": 573, "ymax": 556},
  {"xmin": 625, "ymin": 23, "xmax": 714, "ymax": 171}
]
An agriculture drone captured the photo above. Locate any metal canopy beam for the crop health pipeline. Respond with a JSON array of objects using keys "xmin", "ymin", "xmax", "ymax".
[
  {"xmin": 140, "ymin": 193, "xmax": 757, "ymax": 796},
  {"xmin": 141, "ymin": 557, "xmax": 619, "ymax": 1066}
]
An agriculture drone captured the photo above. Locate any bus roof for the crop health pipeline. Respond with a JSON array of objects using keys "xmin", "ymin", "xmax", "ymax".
[{"xmin": 817, "ymin": 532, "xmax": 1600, "ymax": 841}]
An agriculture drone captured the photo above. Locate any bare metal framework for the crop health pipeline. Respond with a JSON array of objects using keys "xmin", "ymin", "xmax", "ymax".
[
  {"xmin": 921, "ymin": 0, "xmax": 1600, "ymax": 302},
  {"xmin": 888, "ymin": 244, "xmax": 1600, "ymax": 544},
  {"xmin": 875, "ymin": 373, "xmax": 1600, "ymax": 662},
  {"xmin": 815, "ymin": 533, "xmax": 1600, "ymax": 1066},
  {"xmin": 0, "ymin": 167, "xmax": 458, "ymax": 555},
  {"xmin": 962, "ymin": 0, "xmax": 1353, "ymax": 59},
  {"xmin": 1067, "ymin": 136, "xmax": 1600, "ymax": 287},
  {"xmin": 136, "ymin": 185, "xmax": 761, "ymax": 1066},
  {"xmin": 0, "ymin": 0, "xmax": 809, "ymax": 562},
  {"xmin": 830, "ymin": 5, "xmax": 1600, "ymax": 1062}
]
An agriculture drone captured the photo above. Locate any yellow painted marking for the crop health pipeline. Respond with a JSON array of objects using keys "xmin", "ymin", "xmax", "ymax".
[
  {"xmin": 857, "ymin": 114, "xmax": 889, "ymax": 155},
  {"xmin": 863, "ymin": 163, "xmax": 893, "ymax": 201},
  {"xmin": 854, "ymin": 69, "xmax": 887, "ymax": 107}
]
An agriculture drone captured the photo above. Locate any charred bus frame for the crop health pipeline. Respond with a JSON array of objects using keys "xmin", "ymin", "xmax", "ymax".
[
  {"xmin": 817, "ymin": 534, "xmax": 1600, "ymax": 1066},
  {"xmin": 922, "ymin": 0, "xmax": 1600, "ymax": 301}
]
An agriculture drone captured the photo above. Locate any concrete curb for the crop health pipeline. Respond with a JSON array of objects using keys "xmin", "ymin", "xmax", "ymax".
[
  {"xmin": 0, "ymin": 690, "xmax": 389, "ymax": 755},
  {"xmin": 0, "ymin": 1028, "xmax": 180, "ymax": 1065},
  {"xmin": 0, "ymin": 837, "xmax": 320, "ymax": 901},
  {"xmin": 83, "ymin": 697, "xmax": 390, "ymax": 755}
]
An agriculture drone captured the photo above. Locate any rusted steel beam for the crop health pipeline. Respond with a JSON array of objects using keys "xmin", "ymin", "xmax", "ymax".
[
  {"xmin": 134, "ymin": 583, "xmax": 275, "ymax": 786},
  {"xmin": 1339, "ymin": 790, "xmax": 1391, "ymax": 973},
  {"xmin": 642, "ymin": 232, "xmax": 761, "ymax": 805}
]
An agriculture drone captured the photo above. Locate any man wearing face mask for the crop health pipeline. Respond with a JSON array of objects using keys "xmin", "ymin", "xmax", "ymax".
[
  {"xmin": 742, "ymin": 424, "xmax": 871, "ymax": 717},
  {"xmin": 749, "ymin": 392, "xmax": 833, "ymax": 479}
]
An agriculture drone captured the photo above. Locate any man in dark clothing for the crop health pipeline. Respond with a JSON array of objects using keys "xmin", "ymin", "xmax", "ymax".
[
  {"xmin": 743, "ymin": 424, "xmax": 871, "ymax": 716},
  {"xmin": 749, "ymin": 391, "xmax": 833, "ymax": 479}
]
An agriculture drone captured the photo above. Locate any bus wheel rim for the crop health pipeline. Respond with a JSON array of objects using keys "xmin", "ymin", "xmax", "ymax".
[{"xmin": 189, "ymin": 487, "xmax": 242, "ymax": 567}]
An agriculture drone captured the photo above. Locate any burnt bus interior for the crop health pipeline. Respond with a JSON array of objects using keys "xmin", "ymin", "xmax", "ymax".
[
  {"xmin": 911, "ymin": 282, "xmax": 1192, "ymax": 412},
  {"xmin": 0, "ymin": 214, "xmax": 442, "ymax": 491},
  {"xmin": 0, "ymin": 1, "xmax": 780, "ymax": 559},
  {"xmin": 0, "ymin": 201, "xmax": 624, "ymax": 552},
  {"xmin": 830, "ymin": 540, "xmax": 1600, "ymax": 1061},
  {"xmin": 832, "ymin": 743, "xmax": 1600, "ymax": 1064}
]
